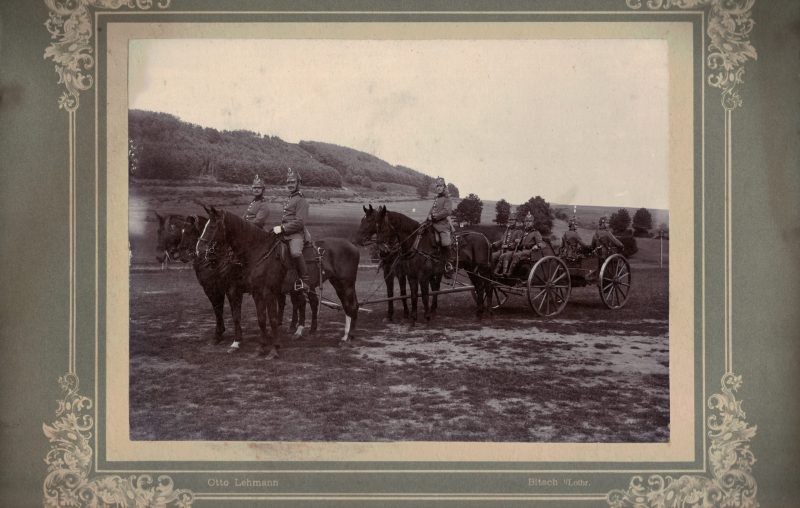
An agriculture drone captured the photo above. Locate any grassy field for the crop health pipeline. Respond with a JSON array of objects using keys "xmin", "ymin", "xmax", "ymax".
[{"xmin": 129, "ymin": 180, "xmax": 670, "ymax": 443}]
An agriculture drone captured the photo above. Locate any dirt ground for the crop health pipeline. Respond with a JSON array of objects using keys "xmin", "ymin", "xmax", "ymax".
[{"xmin": 129, "ymin": 262, "xmax": 669, "ymax": 443}]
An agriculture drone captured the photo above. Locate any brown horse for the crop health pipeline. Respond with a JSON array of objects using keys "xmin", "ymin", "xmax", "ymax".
[
  {"xmin": 198, "ymin": 207, "xmax": 360, "ymax": 355},
  {"xmin": 354, "ymin": 204, "xmax": 409, "ymax": 321},
  {"xmin": 178, "ymin": 214, "xmax": 316, "ymax": 341},
  {"xmin": 374, "ymin": 206, "xmax": 494, "ymax": 324}
]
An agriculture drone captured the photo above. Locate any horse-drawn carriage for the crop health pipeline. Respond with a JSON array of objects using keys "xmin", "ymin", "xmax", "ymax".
[
  {"xmin": 356, "ymin": 205, "xmax": 631, "ymax": 320},
  {"xmin": 489, "ymin": 242, "xmax": 631, "ymax": 317}
]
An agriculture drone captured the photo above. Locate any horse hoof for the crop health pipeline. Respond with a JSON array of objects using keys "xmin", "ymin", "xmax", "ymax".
[
  {"xmin": 227, "ymin": 347, "xmax": 240, "ymax": 354},
  {"xmin": 260, "ymin": 348, "xmax": 279, "ymax": 359}
]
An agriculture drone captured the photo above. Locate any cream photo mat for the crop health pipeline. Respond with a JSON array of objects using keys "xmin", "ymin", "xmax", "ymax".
[{"xmin": 106, "ymin": 20, "xmax": 694, "ymax": 463}]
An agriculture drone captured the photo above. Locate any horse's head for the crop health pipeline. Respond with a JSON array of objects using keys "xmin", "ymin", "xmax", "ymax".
[
  {"xmin": 155, "ymin": 212, "xmax": 183, "ymax": 263},
  {"xmin": 196, "ymin": 206, "xmax": 226, "ymax": 260},
  {"xmin": 177, "ymin": 215, "xmax": 206, "ymax": 262},
  {"xmin": 355, "ymin": 204, "xmax": 379, "ymax": 246},
  {"xmin": 374, "ymin": 205, "xmax": 397, "ymax": 247}
]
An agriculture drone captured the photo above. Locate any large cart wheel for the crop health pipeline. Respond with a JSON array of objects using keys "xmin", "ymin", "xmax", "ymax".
[
  {"xmin": 491, "ymin": 286, "xmax": 510, "ymax": 309},
  {"xmin": 598, "ymin": 254, "xmax": 631, "ymax": 309},
  {"xmin": 527, "ymin": 256, "xmax": 571, "ymax": 317}
]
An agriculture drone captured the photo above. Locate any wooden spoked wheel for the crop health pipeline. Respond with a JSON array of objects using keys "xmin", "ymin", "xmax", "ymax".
[
  {"xmin": 491, "ymin": 286, "xmax": 510, "ymax": 309},
  {"xmin": 598, "ymin": 253, "xmax": 631, "ymax": 309},
  {"xmin": 527, "ymin": 256, "xmax": 571, "ymax": 317}
]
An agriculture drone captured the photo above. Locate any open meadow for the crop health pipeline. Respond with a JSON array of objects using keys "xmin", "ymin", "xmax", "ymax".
[{"xmin": 129, "ymin": 180, "xmax": 670, "ymax": 443}]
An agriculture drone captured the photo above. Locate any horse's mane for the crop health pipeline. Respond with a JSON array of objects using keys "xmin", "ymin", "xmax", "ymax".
[
  {"xmin": 385, "ymin": 210, "xmax": 420, "ymax": 230},
  {"xmin": 221, "ymin": 210, "xmax": 274, "ymax": 253}
]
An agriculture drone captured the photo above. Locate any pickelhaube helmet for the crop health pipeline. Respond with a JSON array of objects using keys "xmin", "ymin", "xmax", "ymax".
[
  {"xmin": 434, "ymin": 177, "xmax": 446, "ymax": 187},
  {"xmin": 599, "ymin": 216, "xmax": 608, "ymax": 228},
  {"xmin": 251, "ymin": 174, "xmax": 265, "ymax": 188},
  {"xmin": 524, "ymin": 212, "xmax": 534, "ymax": 223},
  {"xmin": 286, "ymin": 167, "xmax": 301, "ymax": 184},
  {"xmin": 568, "ymin": 217, "xmax": 578, "ymax": 230}
]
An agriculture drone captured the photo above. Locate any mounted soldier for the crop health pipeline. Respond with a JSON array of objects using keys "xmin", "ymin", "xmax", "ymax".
[
  {"xmin": 272, "ymin": 168, "xmax": 312, "ymax": 291},
  {"xmin": 506, "ymin": 212, "xmax": 543, "ymax": 276},
  {"xmin": 427, "ymin": 176, "xmax": 455, "ymax": 272},
  {"xmin": 492, "ymin": 217, "xmax": 524, "ymax": 276},
  {"xmin": 561, "ymin": 217, "xmax": 588, "ymax": 260},
  {"xmin": 591, "ymin": 216, "xmax": 623, "ymax": 259},
  {"xmin": 243, "ymin": 174, "xmax": 270, "ymax": 230}
]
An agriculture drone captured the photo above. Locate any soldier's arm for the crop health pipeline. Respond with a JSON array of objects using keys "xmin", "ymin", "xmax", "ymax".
[
  {"xmin": 253, "ymin": 206, "xmax": 269, "ymax": 229},
  {"xmin": 282, "ymin": 200, "xmax": 309, "ymax": 235},
  {"xmin": 611, "ymin": 233, "xmax": 624, "ymax": 248},
  {"xmin": 430, "ymin": 199, "xmax": 452, "ymax": 221}
]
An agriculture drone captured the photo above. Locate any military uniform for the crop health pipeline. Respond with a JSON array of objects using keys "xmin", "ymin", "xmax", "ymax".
[
  {"xmin": 429, "ymin": 194, "xmax": 454, "ymax": 247},
  {"xmin": 492, "ymin": 225, "xmax": 524, "ymax": 275},
  {"xmin": 591, "ymin": 229, "xmax": 623, "ymax": 258},
  {"xmin": 507, "ymin": 226, "xmax": 543, "ymax": 275},
  {"xmin": 281, "ymin": 191, "xmax": 311, "ymax": 256},
  {"xmin": 243, "ymin": 196, "xmax": 270, "ymax": 229},
  {"xmin": 561, "ymin": 229, "xmax": 588, "ymax": 259}
]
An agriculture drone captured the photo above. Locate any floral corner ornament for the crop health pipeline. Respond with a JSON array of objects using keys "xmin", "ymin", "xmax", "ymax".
[
  {"xmin": 607, "ymin": 373, "xmax": 758, "ymax": 507},
  {"xmin": 43, "ymin": 0, "xmax": 171, "ymax": 112},
  {"xmin": 43, "ymin": 374, "xmax": 194, "ymax": 507},
  {"xmin": 626, "ymin": 0, "xmax": 757, "ymax": 110}
]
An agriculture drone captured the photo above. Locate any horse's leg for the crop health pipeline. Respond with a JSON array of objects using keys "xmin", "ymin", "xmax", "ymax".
[
  {"xmin": 421, "ymin": 276, "xmax": 431, "ymax": 322},
  {"xmin": 430, "ymin": 274, "xmax": 441, "ymax": 317},
  {"xmin": 330, "ymin": 278, "xmax": 358, "ymax": 342},
  {"xmin": 265, "ymin": 291, "xmax": 281, "ymax": 358},
  {"xmin": 288, "ymin": 292, "xmax": 298, "ymax": 332},
  {"xmin": 398, "ymin": 273, "xmax": 410, "ymax": 319},
  {"xmin": 291, "ymin": 290, "xmax": 307, "ymax": 340},
  {"xmin": 278, "ymin": 293, "xmax": 286, "ymax": 327},
  {"xmin": 408, "ymin": 276, "xmax": 419, "ymax": 327},
  {"xmin": 384, "ymin": 268, "xmax": 395, "ymax": 321},
  {"xmin": 227, "ymin": 285, "xmax": 244, "ymax": 350},
  {"xmin": 202, "ymin": 284, "xmax": 226, "ymax": 343},
  {"xmin": 308, "ymin": 289, "xmax": 319, "ymax": 334}
]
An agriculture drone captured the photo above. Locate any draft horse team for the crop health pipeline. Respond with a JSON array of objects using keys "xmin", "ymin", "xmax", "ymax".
[{"xmin": 154, "ymin": 169, "xmax": 627, "ymax": 359}]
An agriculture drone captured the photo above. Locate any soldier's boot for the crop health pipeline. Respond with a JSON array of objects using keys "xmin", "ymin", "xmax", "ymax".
[
  {"xmin": 293, "ymin": 255, "xmax": 310, "ymax": 293},
  {"xmin": 506, "ymin": 259, "xmax": 519, "ymax": 277},
  {"xmin": 493, "ymin": 259, "xmax": 505, "ymax": 276},
  {"xmin": 501, "ymin": 258, "xmax": 512, "ymax": 276},
  {"xmin": 439, "ymin": 245, "xmax": 453, "ymax": 278}
]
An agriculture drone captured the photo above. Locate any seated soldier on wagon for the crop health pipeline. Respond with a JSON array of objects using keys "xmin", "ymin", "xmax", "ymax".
[
  {"xmin": 590, "ymin": 216, "xmax": 624, "ymax": 259},
  {"xmin": 492, "ymin": 218, "xmax": 524, "ymax": 276},
  {"xmin": 505, "ymin": 212, "xmax": 542, "ymax": 276},
  {"xmin": 560, "ymin": 218, "xmax": 588, "ymax": 260}
]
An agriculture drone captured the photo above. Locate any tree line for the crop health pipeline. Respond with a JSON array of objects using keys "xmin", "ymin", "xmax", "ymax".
[{"xmin": 128, "ymin": 110, "xmax": 439, "ymax": 190}]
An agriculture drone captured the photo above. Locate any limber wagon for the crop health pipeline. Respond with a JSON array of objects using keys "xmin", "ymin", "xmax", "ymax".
[{"xmin": 354, "ymin": 234, "xmax": 631, "ymax": 318}]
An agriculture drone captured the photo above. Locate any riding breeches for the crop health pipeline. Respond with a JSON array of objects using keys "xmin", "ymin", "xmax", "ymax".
[{"xmin": 437, "ymin": 230, "xmax": 452, "ymax": 248}]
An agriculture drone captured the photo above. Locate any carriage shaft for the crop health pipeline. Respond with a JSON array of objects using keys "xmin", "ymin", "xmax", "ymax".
[{"xmin": 360, "ymin": 285, "xmax": 475, "ymax": 306}]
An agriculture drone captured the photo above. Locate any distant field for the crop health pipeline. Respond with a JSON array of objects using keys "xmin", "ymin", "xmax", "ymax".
[{"xmin": 131, "ymin": 180, "xmax": 669, "ymax": 268}]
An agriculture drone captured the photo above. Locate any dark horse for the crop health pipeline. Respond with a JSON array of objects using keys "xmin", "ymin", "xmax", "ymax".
[
  {"xmin": 355, "ymin": 204, "xmax": 409, "ymax": 321},
  {"xmin": 373, "ymin": 206, "xmax": 494, "ymax": 324},
  {"xmin": 155, "ymin": 212, "xmax": 244, "ymax": 342},
  {"xmin": 198, "ymin": 207, "xmax": 360, "ymax": 355},
  {"xmin": 177, "ymin": 213, "xmax": 319, "ymax": 342}
]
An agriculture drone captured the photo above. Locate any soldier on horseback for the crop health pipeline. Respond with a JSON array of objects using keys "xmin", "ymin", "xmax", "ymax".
[
  {"xmin": 272, "ymin": 168, "xmax": 312, "ymax": 291},
  {"xmin": 561, "ymin": 217, "xmax": 588, "ymax": 260},
  {"xmin": 427, "ymin": 177, "xmax": 455, "ymax": 273},
  {"xmin": 243, "ymin": 174, "xmax": 270, "ymax": 229},
  {"xmin": 506, "ymin": 212, "xmax": 543, "ymax": 276}
]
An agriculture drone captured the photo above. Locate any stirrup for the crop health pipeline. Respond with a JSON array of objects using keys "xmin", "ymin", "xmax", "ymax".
[{"xmin": 293, "ymin": 278, "xmax": 307, "ymax": 291}]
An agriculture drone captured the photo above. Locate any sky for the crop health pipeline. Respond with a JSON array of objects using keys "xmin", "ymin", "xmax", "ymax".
[{"xmin": 129, "ymin": 38, "xmax": 669, "ymax": 208}]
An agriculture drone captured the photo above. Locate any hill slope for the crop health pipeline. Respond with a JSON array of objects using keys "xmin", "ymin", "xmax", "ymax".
[{"xmin": 128, "ymin": 110, "xmax": 434, "ymax": 190}]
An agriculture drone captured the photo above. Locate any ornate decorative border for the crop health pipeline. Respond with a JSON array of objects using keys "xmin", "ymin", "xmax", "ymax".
[
  {"xmin": 44, "ymin": 0, "xmax": 171, "ymax": 112},
  {"xmin": 626, "ymin": 0, "xmax": 757, "ymax": 111},
  {"xmin": 43, "ymin": 374, "xmax": 194, "ymax": 507},
  {"xmin": 607, "ymin": 374, "xmax": 758, "ymax": 507},
  {"xmin": 41, "ymin": 1, "xmax": 758, "ymax": 506}
]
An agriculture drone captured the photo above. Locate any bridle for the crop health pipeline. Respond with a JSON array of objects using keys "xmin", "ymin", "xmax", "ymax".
[{"xmin": 196, "ymin": 212, "xmax": 225, "ymax": 261}]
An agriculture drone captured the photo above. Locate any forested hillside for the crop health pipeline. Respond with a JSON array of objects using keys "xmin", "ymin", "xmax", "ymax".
[
  {"xmin": 128, "ymin": 110, "xmax": 431, "ymax": 189},
  {"xmin": 298, "ymin": 141, "xmax": 430, "ymax": 188}
]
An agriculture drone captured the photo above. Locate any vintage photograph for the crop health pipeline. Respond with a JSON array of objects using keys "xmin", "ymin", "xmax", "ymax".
[{"xmin": 127, "ymin": 37, "xmax": 671, "ymax": 444}]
